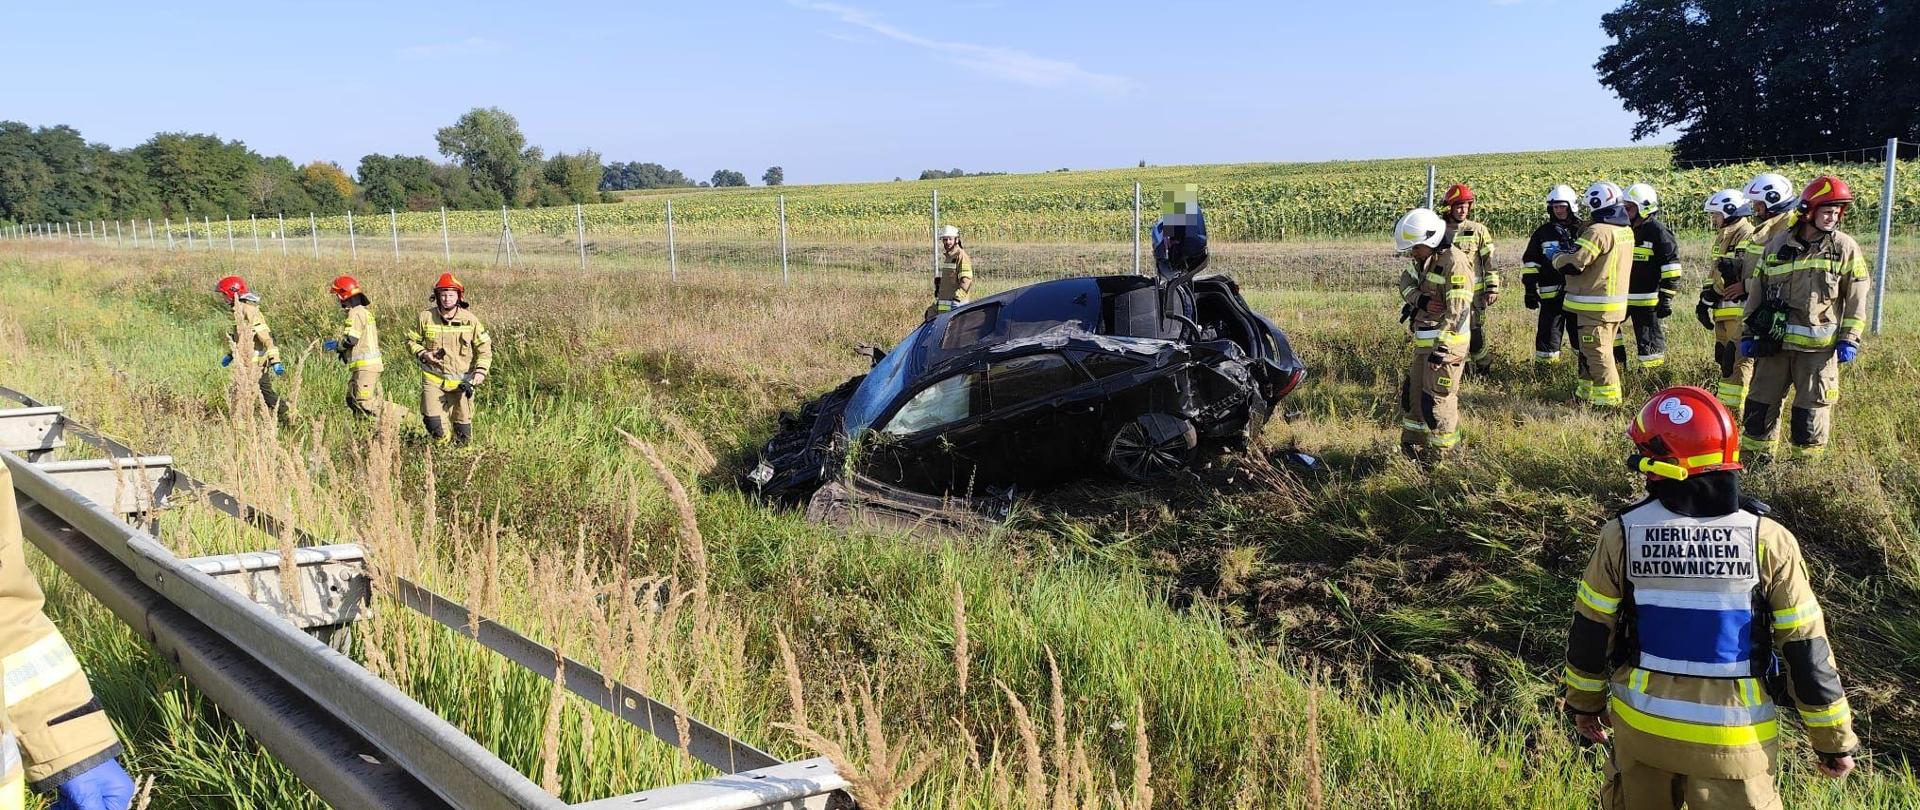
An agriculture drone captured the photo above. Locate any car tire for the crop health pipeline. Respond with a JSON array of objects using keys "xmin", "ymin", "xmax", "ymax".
[{"xmin": 1105, "ymin": 413, "xmax": 1197, "ymax": 483}]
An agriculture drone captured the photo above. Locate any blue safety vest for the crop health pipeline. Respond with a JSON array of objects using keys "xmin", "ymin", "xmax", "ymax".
[{"xmin": 1621, "ymin": 501, "xmax": 1763, "ymax": 678}]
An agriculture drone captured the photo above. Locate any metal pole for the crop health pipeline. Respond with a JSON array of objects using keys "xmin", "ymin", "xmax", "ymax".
[
  {"xmin": 204, "ymin": 216, "xmax": 213, "ymax": 249},
  {"xmin": 574, "ymin": 203, "xmax": 587, "ymax": 270},
  {"xmin": 439, "ymin": 207, "xmax": 449, "ymax": 264},
  {"xmin": 501, "ymin": 206, "xmax": 512, "ymax": 268},
  {"xmin": 226, "ymin": 216, "xmax": 234, "ymax": 252},
  {"xmin": 1873, "ymin": 137, "xmax": 1897, "ymax": 335},
  {"xmin": 1132, "ymin": 182, "xmax": 1142, "ymax": 276},
  {"xmin": 390, "ymin": 208, "xmax": 399, "ymax": 262},
  {"xmin": 347, "ymin": 210, "xmax": 357, "ymax": 261},
  {"xmin": 1426, "ymin": 164, "xmax": 1437, "ymax": 210},
  {"xmin": 309, "ymin": 213, "xmax": 318, "ymax": 258},
  {"xmin": 931, "ymin": 188, "xmax": 940, "ymax": 279},
  {"xmin": 666, "ymin": 199, "xmax": 677, "ymax": 281},
  {"xmin": 147, "ymin": 219, "xmax": 154, "ymax": 246},
  {"xmin": 777, "ymin": 194, "xmax": 788, "ymax": 284},
  {"xmin": 165, "ymin": 217, "xmax": 174, "ymax": 250},
  {"xmin": 251, "ymin": 214, "xmax": 260, "ymax": 253},
  {"xmin": 278, "ymin": 213, "xmax": 287, "ymax": 257},
  {"xmin": 185, "ymin": 217, "xmax": 194, "ymax": 248},
  {"xmin": 115, "ymin": 219, "xmax": 123, "ymax": 248}
]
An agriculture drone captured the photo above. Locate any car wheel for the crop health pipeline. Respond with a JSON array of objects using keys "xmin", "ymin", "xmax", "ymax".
[{"xmin": 1106, "ymin": 413, "xmax": 1197, "ymax": 483}]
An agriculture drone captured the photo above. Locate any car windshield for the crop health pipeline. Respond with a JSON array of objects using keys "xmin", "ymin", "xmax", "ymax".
[{"xmin": 843, "ymin": 323, "xmax": 930, "ymax": 435}]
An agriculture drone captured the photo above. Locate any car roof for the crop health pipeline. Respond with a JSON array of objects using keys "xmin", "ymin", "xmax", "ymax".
[{"xmin": 921, "ymin": 275, "xmax": 1158, "ymax": 361}]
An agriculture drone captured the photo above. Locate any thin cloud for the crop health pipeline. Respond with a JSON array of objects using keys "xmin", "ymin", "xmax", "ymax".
[
  {"xmin": 396, "ymin": 37, "xmax": 503, "ymax": 59},
  {"xmin": 792, "ymin": 1, "xmax": 1133, "ymax": 94}
]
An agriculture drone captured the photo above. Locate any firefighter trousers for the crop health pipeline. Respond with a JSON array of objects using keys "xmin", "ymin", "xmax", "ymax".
[
  {"xmin": 1532, "ymin": 296, "xmax": 1579, "ymax": 362},
  {"xmin": 420, "ymin": 380, "xmax": 475, "ymax": 437},
  {"xmin": 1616, "ymin": 306, "xmax": 1668, "ymax": 368},
  {"xmin": 1742, "ymin": 348, "xmax": 1839, "ymax": 457},
  {"xmin": 1574, "ymin": 317, "xmax": 1623, "ymax": 406},
  {"xmin": 1603, "ymin": 751, "xmax": 1781, "ymax": 810},
  {"xmin": 1468, "ymin": 301, "xmax": 1491, "ymax": 370},
  {"xmin": 1399, "ymin": 349, "xmax": 1463, "ymax": 451},
  {"xmin": 1713, "ymin": 316, "xmax": 1752, "ymax": 410},
  {"xmin": 347, "ymin": 368, "xmax": 382, "ymax": 418}
]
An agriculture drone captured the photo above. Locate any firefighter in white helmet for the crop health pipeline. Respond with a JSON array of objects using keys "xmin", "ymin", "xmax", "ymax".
[
  {"xmin": 925, "ymin": 225, "xmax": 974, "ymax": 320},
  {"xmin": 1520, "ymin": 185, "xmax": 1584, "ymax": 364},
  {"xmin": 1730, "ymin": 173, "xmax": 1800, "ymax": 294},
  {"xmin": 1393, "ymin": 207, "xmax": 1476, "ymax": 461},
  {"xmin": 1620, "ymin": 183, "xmax": 1683, "ymax": 370},
  {"xmin": 1697, "ymin": 189, "xmax": 1757, "ymax": 409},
  {"xmin": 1552, "ymin": 182, "xmax": 1635, "ymax": 407}
]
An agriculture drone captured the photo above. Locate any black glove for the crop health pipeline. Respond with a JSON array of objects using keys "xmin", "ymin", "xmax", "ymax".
[
  {"xmin": 1655, "ymin": 296, "xmax": 1673, "ymax": 319},
  {"xmin": 1695, "ymin": 298, "xmax": 1715, "ymax": 330},
  {"xmin": 1524, "ymin": 287, "xmax": 1540, "ymax": 310}
]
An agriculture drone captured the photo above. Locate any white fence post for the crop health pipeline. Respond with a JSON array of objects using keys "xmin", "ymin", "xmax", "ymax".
[
  {"xmin": 204, "ymin": 216, "xmax": 213, "ymax": 249},
  {"xmin": 930, "ymin": 188, "xmax": 940, "ymax": 280},
  {"xmin": 184, "ymin": 217, "xmax": 193, "ymax": 248},
  {"xmin": 778, "ymin": 194, "xmax": 789, "ymax": 284},
  {"xmin": 1426, "ymin": 164, "xmax": 1437, "ymax": 210},
  {"xmin": 1873, "ymin": 137, "xmax": 1897, "ymax": 335},
  {"xmin": 278, "ymin": 213, "xmax": 287, "ymax": 257},
  {"xmin": 575, "ymin": 203, "xmax": 587, "ymax": 270},
  {"xmin": 115, "ymin": 219, "xmax": 123, "ymax": 248},
  {"xmin": 390, "ymin": 208, "xmax": 400, "ymax": 262},
  {"xmin": 147, "ymin": 218, "xmax": 155, "ymax": 247},
  {"xmin": 226, "ymin": 216, "xmax": 235, "ymax": 252},
  {"xmin": 440, "ymin": 207, "xmax": 450, "ymax": 264},
  {"xmin": 347, "ymin": 210, "xmax": 357, "ymax": 261},
  {"xmin": 309, "ymin": 213, "xmax": 319, "ymax": 258},
  {"xmin": 165, "ymin": 217, "xmax": 174, "ymax": 250},
  {"xmin": 1133, "ymin": 182, "xmax": 1142, "ymax": 276},
  {"xmin": 666, "ymin": 199, "xmax": 677, "ymax": 282},
  {"xmin": 251, "ymin": 214, "xmax": 260, "ymax": 253}
]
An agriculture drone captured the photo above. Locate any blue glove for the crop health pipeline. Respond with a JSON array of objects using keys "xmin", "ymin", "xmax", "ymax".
[
  {"xmin": 1837, "ymin": 341, "xmax": 1858, "ymax": 363},
  {"xmin": 1542, "ymin": 242, "xmax": 1562, "ymax": 259},
  {"xmin": 219, "ymin": 354, "xmax": 232, "ymax": 368},
  {"xmin": 51, "ymin": 757, "xmax": 134, "ymax": 810},
  {"xmin": 271, "ymin": 362, "xmax": 286, "ymax": 376},
  {"xmin": 323, "ymin": 340, "xmax": 340, "ymax": 352},
  {"xmin": 1739, "ymin": 338, "xmax": 1757, "ymax": 358}
]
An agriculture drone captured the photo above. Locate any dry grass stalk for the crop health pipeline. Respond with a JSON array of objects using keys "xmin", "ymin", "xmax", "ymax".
[
  {"xmin": 1131, "ymin": 698, "xmax": 1153, "ymax": 810},
  {"xmin": 774, "ymin": 672, "xmax": 933, "ymax": 810},
  {"xmin": 777, "ymin": 629, "xmax": 809, "ymax": 727},
  {"xmin": 1046, "ymin": 646, "xmax": 1068, "ymax": 810},
  {"xmin": 993, "ymin": 678, "xmax": 1047, "ymax": 809},
  {"xmin": 1305, "ymin": 681, "xmax": 1324, "ymax": 810},
  {"xmin": 617, "ymin": 428, "xmax": 708, "ymax": 604},
  {"xmin": 657, "ymin": 409, "xmax": 717, "ymax": 473},
  {"xmin": 952, "ymin": 579, "xmax": 970, "ymax": 716}
]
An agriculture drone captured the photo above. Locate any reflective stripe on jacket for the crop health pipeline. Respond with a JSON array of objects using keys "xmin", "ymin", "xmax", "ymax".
[
  {"xmin": 1553, "ymin": 222, "xmax": 1633, "ymax": 321},
  {"xmin": 1396, "ymin": 245, "xmax": 1476, "ymax": 362},
  {"xmin": 1447, "ymin": 219, "xmax": 1498, "ymax": 295},
  {"xmin": 228, "ymin": 301, "xmax": 281, "ymax": 366},
  {"xmin": 406, "ymin": 307, "xmax": 493, "ymax": 388},
  {"xmin": 1628, "ymin": 215, "xmax": 1683, "ymax": 305},
  {"xmin": 339, "ymin": 305, "xmax": 384, "ymax": 371},
  {"xmin": 1743, "ymin": 226, "xmax": 1870, "ymax": 350}
]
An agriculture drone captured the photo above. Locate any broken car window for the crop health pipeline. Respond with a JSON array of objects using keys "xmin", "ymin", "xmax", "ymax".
[
  {"xmin": 986, "ymin": 354, "xmax": 1083, "ymax": 409},
  {"xmin": 881, "ymin": 372, "xmax": 981, "ymax": 436}
]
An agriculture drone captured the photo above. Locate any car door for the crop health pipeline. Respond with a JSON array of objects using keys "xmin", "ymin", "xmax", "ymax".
[
  {"xmin": 866, "ymin": 370, "xmax": 997, "ymax": 494},
  {"xmin": 982, "ymin": 353, "xmax": 1100, "ymax": 484}
]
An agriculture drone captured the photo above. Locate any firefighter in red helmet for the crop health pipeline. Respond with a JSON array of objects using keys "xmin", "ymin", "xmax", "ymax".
[
  {"xmin": 214, "ymin": 275, "xmax": 286, "ymax": 417},
  {"xmin": 1563, "ymin": 386, "xmax": 1856, "ymax": 809},
  {"xmin": 405, "ymin": 273, "xmax": 492, "ymax": 445},
  {"xmin": 323, "ymin": 275, "xmax": 384, "ymax": 417},
  {"xmin": 1438, "ymin": 184, "xmax": 1500, "ymax": 373}
]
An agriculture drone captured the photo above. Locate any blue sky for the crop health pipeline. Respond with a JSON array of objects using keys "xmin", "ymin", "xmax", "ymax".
[{"xmin": 3, "ymin": 0, "xmax": 1644, "ymax": 184}]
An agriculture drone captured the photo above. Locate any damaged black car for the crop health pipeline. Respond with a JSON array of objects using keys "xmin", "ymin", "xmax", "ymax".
[{"xmin": 746, "ymin": 205, "xmax": 1306, "ymax": 520}]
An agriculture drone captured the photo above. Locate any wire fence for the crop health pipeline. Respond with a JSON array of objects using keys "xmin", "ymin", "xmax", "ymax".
[{"xmin": 3, "ymin": 143, "xmax": 1916, "ymax": 306}]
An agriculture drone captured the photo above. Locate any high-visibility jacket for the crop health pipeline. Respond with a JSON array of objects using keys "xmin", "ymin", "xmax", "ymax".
[
  {"xmin": 935, "ymin": 246, "xmax": 974, "ymax": 304},
  {"xmin": 1564, "ymin": 499, "xmax": 1857, "ymax": 779},
  {"xmin": 1396, "ymin": 245, "xmax": 1477, "ymax": 363},
  {"xmin": 226, "ymin": 298, "xmax": 281, "ymax": 365},
  {"xmin": 0, "ymin": 465, "xmax": 124, "ymax": 799},
  {"xmin": 1706, "ymin": 217, "xmax": 1756, "ymax": 323},
  {"xmin": 1735, "ymin": 210, "xmax": 1799, "ymax": 282},
  {"xmin": 1742, "ymin": 225, "xmax": 1871, "ymax": 351},
  {"xmin": 406, "ymin": 306, "xmax": 493, "ymax": 391},
  {"xmin": 1445, "ymin": 219, "xmax": 1498, "ymax": 300},
  {"xmin": 1628, "ymin": 214, "xmax": 1683, "ymax": 308},
  {"xmin": 337, "ymin": 304, "xmax": 383, "ymax": 372},
  {"xmin": 1553, "ymin": 222, "xmax": 1634, "ymax": 323},
  {"xmin": 1520, "ymin": 217, "xmax": 1584, "ymax": 300}
]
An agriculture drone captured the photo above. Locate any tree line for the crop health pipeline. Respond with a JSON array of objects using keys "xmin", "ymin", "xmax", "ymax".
[{"xmin": 0, "ymin": 106, "xmax": 782, "ymax": 224}]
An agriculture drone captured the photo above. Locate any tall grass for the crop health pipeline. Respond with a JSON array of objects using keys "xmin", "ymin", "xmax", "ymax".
[{"xmin": 1, "ymin": 240, "xmax": 1917, "ymax": 808}]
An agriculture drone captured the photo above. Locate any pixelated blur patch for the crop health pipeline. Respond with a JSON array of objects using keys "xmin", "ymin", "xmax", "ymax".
[{"xmin": 1161, "ymin": 184, "xmax": 1200, "ymax": 217}]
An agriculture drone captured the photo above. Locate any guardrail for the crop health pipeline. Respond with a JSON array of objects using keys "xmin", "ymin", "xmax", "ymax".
[{"xmin": 0, "ymin": 386, "xmax": 851, "ymax": 810}]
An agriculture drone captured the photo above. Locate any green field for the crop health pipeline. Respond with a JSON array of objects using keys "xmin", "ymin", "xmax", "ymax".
[{"xmin": 2, "ymin": 147, "xmax": 1919, "ymax": 809}]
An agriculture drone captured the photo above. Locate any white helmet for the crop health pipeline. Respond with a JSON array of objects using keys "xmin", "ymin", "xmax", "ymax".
[
  {"xmin": 1624, "ymin": 183, "xmax": 1660, "ymax": 217},
  {"xmin": 1546, "ymin": 184, "xmax": 1578, "ymax": 208},
  {"xmin": 1744, "ymin": 172, "xmax": 1797, "ymax": 214},
  {"xmin": 939, "ymin": 225, "xmax": 960, "ymax": 239},
  {"xmin": 1584, "ymin": 181, "xmax": 1624, "ymax": 212},
  {"xmin": 1393, "ymin": 208, "xmax": 1446, "ymax": 252},
  {"xmin": 1705, "ymin": 188, "xmax": 1752, "ymax": 218}
]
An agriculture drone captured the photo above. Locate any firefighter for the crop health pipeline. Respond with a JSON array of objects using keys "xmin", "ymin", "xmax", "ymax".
[
  {"xmin": 215, "ymin": 275, "xmax": 285, "ymax": 416},
  {"xmin": 1739, "ymin": 175, "xmax": 1870, "ymax": 460},
  {"xmin": 1732, "ymin": 172, "xmax": 1801, "ymax": 290},
  {"xmin": 1620, "ymin": 183, "xmax": 1683, "ymax": 370},
  {"xmin": 1392, "ymin": 207, "xmax": 1475, "ymax": 460},
  {"xmin": 406, "ymin": 273, "xmax": 493, "ymax": 446},
  {"xmin": 0, "ymin": 466, "xmax": 138, "ymax": 809},
  {"xmin": 1519, "ymin": 185, "xmax": 1584, "ymax": 364},
  {"xmin": 1563, "ymin": 386, "xmax": 1857, "ymax": 810},
  {"xmin": 924, "ymin": 225, "xmax": 974, "ymax": 320},
  {"xmin": 1698, "ymin": 190, "xmax": 1757, "ymax": 409},
  {"xmin": 1438, "ymin": 184, "xmax": 1499, "ymax": 373},
  {"xmin": 323, "ymin": 275, "xmax": 383, "ymax": 418},
  {"xmin": 1552, "ymin": 182, "xmax": 1634, "ymax": 407}
]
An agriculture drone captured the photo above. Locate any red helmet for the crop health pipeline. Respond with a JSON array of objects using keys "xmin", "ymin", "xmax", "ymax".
[
  {"xmin": 432, "ymin": 272, "xmax": 464, "ymax": 294},
  {"xmin": 215, "ymin": 275, "xmax": 248, "ymax": 302},
  {"xmin": 1798, "ymin": 175, "xmax": 1853, "ymax": 212},
  {"xmin": 1627, "ymin": 386, "xmax": 1741, "ymax": 480},
  {"xmin": 330, "ymin": 275, "xmax": 363, "ymax": 301},
  {"xmin": 1443, "ymin": 184, "xmax": 1476, "ymax": 206}
]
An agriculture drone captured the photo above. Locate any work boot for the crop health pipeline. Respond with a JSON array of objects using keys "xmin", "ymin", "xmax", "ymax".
[
  {"xmin": 423, "ymin": 416, "xmax": 447, "ymax": 443},
  {"xmin": 452, "ymin": 422, "xmax": 473, "ymax": 447}
]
